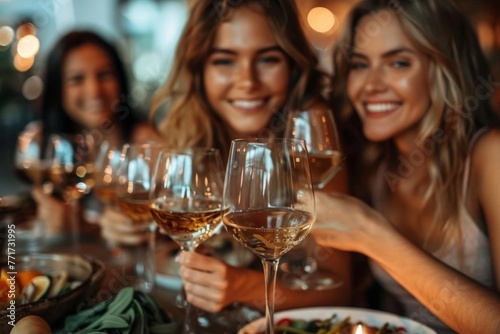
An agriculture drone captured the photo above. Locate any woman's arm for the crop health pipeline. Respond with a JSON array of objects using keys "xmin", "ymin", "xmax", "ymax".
[
  {"xmin": 472, "ymin": 129, "xmax": 500, "ymax": 289},
  {"xmin": 312, "ymin": 191, "xmax": 500, "ymax": 334}
]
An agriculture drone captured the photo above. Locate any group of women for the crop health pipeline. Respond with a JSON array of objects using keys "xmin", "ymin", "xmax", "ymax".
[{"xmin": 26, "ymin": 0, "xmax": 500, "ymax": 333}]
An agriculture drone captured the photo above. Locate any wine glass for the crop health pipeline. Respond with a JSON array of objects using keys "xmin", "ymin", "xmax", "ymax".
[
  {"xmin": 93, "ymin": 141, "xmax": 121, "ymax": 207},
  {"xmin": 150, "ymin": 148, "xmax": 225, "ymax": 334},
  {"xmin": 282, "ymin": 108, "xmax": 344, "ymax": 290},
  {"xmin": 93, "ymin": 141, "xmax": 127, "ymax": 260},
  {"xmin": 114, "ymin": 142, "xmax": 161, "ymax": 293},
  {"xmin": 15, "ymin": 128, "xmax": 52, "ymax": 193},
  {"xmin": 46, "ymin": 133, "xmax": 97, "ymax": 246},
  {"xmin": 13, "ymin": 128, "xmax": 52, "ymax": 251},
  {"xmin": 222, "ymin": 138, "xmax": 316, "ymax": 334}
]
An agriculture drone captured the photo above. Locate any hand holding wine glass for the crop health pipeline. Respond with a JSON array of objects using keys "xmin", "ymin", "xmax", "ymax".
[
  {"xmin": 282, "ymin": 108, "xmax": 344, "ymax": 290},
  {"xmin": 222, "ymin": 138, "xmax": 316, "ymax": 334},
  {"xmin": 150, "ymin": 148, "xmax": 225, "ymax": 334}
]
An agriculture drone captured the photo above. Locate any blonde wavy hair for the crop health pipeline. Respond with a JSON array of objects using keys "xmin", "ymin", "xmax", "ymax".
[
  {"xmin": 151, "ymin": 0, "xmax": 325, "ymax": 160},
  {"xmin": 331, "ymin": 0, "xmax": 499, "ymax": 250}
]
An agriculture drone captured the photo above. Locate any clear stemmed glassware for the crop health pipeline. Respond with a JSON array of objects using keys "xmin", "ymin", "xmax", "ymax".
[
  {"xmin": 15, "ymin": 128, "xmax": 52, "ymax": 193},
  {"xmin": 222, "ymin": 138, "xmax": 316, "ymax": 334},
  {"xmin": 93, "ymin": 141, "xmax": 121, "ymax": 207},
  {"xmin": 150, "ymin": 148, "xmax": 226, "ymax": 334},
  {"xmin": 14, "ymin": 128, "xmax": 52, "ymax": 251},
  {"xmin": 285, "ymin": 109, "xmax": 343, "ymax": 189},
  {"xmin": 114, "ymin": 142, "xmax": 161, "ymax": 293},
  {"xmin": 282, "ymin": 108, "xmax": 344, "ymax": 290},
  {"xmin": 93, "ymin": 141, "xmax": 127, "ymax": 261},
  {"xmin": 46, "ymin": 133, "xmax": 97, "ymax": 246}
]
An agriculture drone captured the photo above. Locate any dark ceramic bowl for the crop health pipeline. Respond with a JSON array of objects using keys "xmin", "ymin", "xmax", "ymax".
[{"xmin": 0, "ymin": 253, "xmax": 105, "ymax": 332}]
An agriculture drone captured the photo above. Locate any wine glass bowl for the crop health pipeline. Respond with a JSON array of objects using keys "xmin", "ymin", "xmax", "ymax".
[
  {"xmin": 93, "ymin": 142, "xmax": 122, "ymax": 206},
  {"xmin": 15, "ymin": 128, "xmax": 53, "ymax": 193},
  {"xmin": 46, "ymin": 133, "xmax": 97, "ymax": 201},
  {"xmin": 286, "ymin": 109, "xmax": 343, "ymax": 189},
  {"xmin": 222, "ymin": 138, "xmax": 316, "ymax": 334}
]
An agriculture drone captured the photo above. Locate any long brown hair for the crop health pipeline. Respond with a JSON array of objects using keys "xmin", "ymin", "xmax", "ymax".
[
  {"xmin": 151, "ymin": 0, "xmax": 325, "ymax": 160},
  {"xmin": 332, "ymin": 0, "xmax": 500, "ymax": 249}
]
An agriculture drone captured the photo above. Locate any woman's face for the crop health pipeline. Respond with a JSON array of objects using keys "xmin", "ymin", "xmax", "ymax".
[
  {"xmin": 203, "ymin": 5, "xmax": 290, "ymax": 138},
  {"xmin": 62, "ymin": 43, "xmax": 120, "ymax": 130},
  {"xmin": 347, "ymin": 11, "xmax": 431, "ymax": 145}
]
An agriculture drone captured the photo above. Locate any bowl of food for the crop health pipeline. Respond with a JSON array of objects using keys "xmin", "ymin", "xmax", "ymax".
[{"xmin": 0, "ymin": 253, "xmax": 105, "ymax": 332}]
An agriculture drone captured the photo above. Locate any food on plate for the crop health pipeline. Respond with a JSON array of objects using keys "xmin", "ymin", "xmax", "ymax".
[
  {"xmin": 0, "ymin": 267, "xmax": 82, "ymax": 307},
  {"xmin": 257, "ymin": 314, "xmax": 409, "ymax": 334},
  {"xmin": 10, "ymin": 315, "xmax": 52, "ymax": 334}
]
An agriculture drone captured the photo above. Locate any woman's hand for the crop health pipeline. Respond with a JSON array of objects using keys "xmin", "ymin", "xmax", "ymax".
[
  {"xmin": 98, "ymin": 206, "xmax": 147, "ymax": 245},
  {"xmin": 177, "ymin": 251, "xmax": 263, "ymax": 313},
  {"xmin": 312, "ymin": 192, "xmax": 394, "ymax": 254}
]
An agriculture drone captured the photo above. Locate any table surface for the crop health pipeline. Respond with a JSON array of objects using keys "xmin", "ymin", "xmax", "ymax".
[{"xmin": 32, "ymin": 225, "xmax": 262, "ymax": 334}]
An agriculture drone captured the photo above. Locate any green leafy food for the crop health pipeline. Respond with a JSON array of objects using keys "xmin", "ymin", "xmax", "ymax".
[{"xmin": 54, "ymin": 287, "xmax": 177, "ymax": 334}]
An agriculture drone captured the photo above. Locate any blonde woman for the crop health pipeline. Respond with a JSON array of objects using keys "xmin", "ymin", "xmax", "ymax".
[{"xmin": 312, "ymin": 0, "xmax": 500, "ymax": 333}]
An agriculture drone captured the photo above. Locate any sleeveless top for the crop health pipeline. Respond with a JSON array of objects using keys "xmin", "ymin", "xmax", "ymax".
[{"xmin": 369, "ymin": 129, "xmax": 494, "ymax": 333}]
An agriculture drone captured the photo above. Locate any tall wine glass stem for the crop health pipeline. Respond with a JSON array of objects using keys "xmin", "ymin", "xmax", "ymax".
[
  {"xmin": 67, "ymin": 198, "xmax": 81, "ymax": 252},
  {"xmin": 181, "ymin": 247, "xmax": 199, "ymax": 334},
  {"xmin": 262, "ymin": 258, "xmax": 279, "ymax": 334}
]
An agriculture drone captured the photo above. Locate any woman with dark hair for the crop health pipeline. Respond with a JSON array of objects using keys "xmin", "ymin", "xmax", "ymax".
[
  {"xmin": 312, "ymin": 0, "xmax": 500, "ymax": 333},
  {"xmin": 26, "ymin": 30, "xmax": 157, "ymax": 234},
  {"xmin": 40, "ymin": 30, "xmax": 150, "ymax": 148}
]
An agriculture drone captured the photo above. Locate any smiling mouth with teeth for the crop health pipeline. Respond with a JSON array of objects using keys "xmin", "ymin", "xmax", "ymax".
[
  {"xmin": 365, "ymin": 103, "xmax": 400, "ymax": 113},
  {"xmin": 231, "ymin": 100, "xmax": 265, "ymax": 108}
]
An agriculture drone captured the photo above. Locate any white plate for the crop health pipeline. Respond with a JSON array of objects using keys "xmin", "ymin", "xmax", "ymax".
[{"xmin": 238, "ymin": 307, "xmax": 437, "ymax": 334}]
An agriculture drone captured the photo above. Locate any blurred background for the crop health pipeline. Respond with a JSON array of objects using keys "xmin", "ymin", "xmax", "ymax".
[{"xmin": 1, "ymin": 0, "xmax": 500, "ymax": 196}]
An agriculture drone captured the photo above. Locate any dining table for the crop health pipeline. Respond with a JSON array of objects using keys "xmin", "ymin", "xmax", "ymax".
[{"xmin": 28, "ymin": 220, "xmax": 262, "ymax": 334}]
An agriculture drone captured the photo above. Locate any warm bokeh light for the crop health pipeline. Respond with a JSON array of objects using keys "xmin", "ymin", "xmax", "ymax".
[
  {"xmin": 16, "ymin": 22, "xmax": 36, "ymax": 39},
  {"xmin": 13, "ymin": 54, "xmax": 34, "ymax": 72},
  {"xmin": 17, "ymin": 34, "xmax": 40, "ymax": 58},
  {"xmin": 307, "ymin": 7, "xmax": 336, "ymax": 33},
  {"xmin": 0, "ymin": 26, "xmax": 15, "ymax": 47},
  {"xmin": 22, "ymin": 75, "xmax": 44, "ymax": 100}
]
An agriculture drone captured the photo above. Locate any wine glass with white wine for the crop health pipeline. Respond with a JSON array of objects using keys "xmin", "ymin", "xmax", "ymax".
[
  {"xmin": 46, "ymin": 133, "xmax": 97, "ymax": 248},
  {"xmin": 282, "ymin": 108, "xmax": 344, "ymax": 290},
  {"xmin": 222, "ymin": 138, "xmax": 316, "ymax": 334},
  {"xmin": 114, "ymin": 142, "xmax": 162, "ymax": 293},
  {"xmin": 150, "ymin": 148, "xmax": 226, "ymax": 334}
]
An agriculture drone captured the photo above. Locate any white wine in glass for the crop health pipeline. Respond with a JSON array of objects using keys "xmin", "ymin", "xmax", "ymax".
[
  {"xmin": 150, "ymin": 148, "xmax": 226, "ymax": 334},
  {"xmin": 93, "ymin": 141, "xmax": 122, "ymax": 206},
  {"xmin": 286, "ymin": 109, "xmax": 343, "ymax": 189},
  {"xmin": 45, "ymin": 133, "xmax": 97, "ymax": 248},
  {"xmin": 223, "ymin": 138, "xmax": 316, "ymax": 334},
  {"xmin": 114, "ymin": 142, "xmax": 162, "ymax": 293},
  {"xmin": 283, "ymin": 108, "xmax": 344, "ymax": 290}
]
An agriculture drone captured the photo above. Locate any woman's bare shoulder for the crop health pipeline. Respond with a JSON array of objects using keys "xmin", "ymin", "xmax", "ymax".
[{"xmin": 470, "ymin": 128, "xmax": 500, "ymax": 163}]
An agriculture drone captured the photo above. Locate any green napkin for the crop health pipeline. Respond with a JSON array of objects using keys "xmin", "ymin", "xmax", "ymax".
[{"xmin": 54, "ymin": 287, "xmax": 178, "ymax": 334}]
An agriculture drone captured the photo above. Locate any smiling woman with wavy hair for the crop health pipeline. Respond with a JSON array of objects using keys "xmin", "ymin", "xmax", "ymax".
[
  {"xmin": 151, "ymin": 0, "xmax": 326, "ymax": 160},
  {"xmin": 313, "ymin": 0, "xmax": 500, "ymax": 333}
]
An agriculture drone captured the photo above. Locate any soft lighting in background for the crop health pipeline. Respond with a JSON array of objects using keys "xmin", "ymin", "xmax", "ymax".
[
  {"xmin": 17, "ymin": 34, "xmax": 40, "ymax": 58},
  {"xmin": 13, "ymin": 53, "xmax": 34, "ymax": 72},
  {"xmin": 0, "ymin": 26, "xmax": 14, "ymax": 46},
  {"xmin": 307, "ymin": 7, "xmax": 336, "ymax": 33},
  {"xmin": 22, "ymin": 75, "xmax": 43, "ymax": 100}
]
